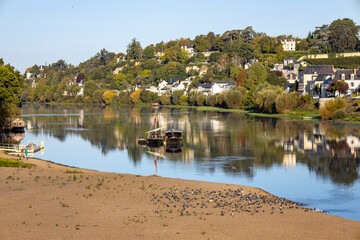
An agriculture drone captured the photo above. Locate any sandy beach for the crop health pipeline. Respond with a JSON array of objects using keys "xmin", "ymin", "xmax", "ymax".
[{"xmin": 0, "ymin": 151, "xmax": 359, "ymax": 240}]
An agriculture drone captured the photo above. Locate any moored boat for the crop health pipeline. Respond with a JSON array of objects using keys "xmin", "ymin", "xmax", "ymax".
[
  {"xmin": 10, "ymin": 118, "xmax": 25, "ymax": 132},
  {"xmin": 164, "ymin": 129, "xmax": 183, "ymax": 146}
]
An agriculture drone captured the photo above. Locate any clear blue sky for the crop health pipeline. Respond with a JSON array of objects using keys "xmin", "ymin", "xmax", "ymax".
[{"xmin": 1, "ymin": 0, "xmax": 359, "ymax": 73}]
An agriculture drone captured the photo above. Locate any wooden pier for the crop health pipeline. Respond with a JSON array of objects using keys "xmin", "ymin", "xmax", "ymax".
[{"xmin": 0, "ymin": 141, "xmax": 44, "ymax": 154}]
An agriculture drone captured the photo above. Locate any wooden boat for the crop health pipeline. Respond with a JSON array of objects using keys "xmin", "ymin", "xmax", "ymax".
[
  {"xmin": 10, "ymin": 118, "xmax": 25, "ymax": 132},
  {"xmin": 145, "ymin": 111, "xmax": 165, "ymax": 147},
  {"xmin": 137, "ymin": 136, "xmax": 147, "ymax": 145},
  {"xmin": 146, "ymin": 127, "xmax": 165, "ymax": 147},
  {"xmin": 151, "ymin": 103, "xmax": 160, "ymax": 108},
  {"xmin": 164, "ymin": 129, "xmax": 183, "ymax": 145}
]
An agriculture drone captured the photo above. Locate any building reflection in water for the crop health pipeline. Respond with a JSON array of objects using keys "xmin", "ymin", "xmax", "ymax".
[{"xmin": 20, "ymin": 104, "xmax": 360, "ymax": 185}]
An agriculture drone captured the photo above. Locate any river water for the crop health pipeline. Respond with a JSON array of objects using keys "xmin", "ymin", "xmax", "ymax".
[{"xmin": 5, "ymin": 104, "xmax": 360, "ymax": 221}]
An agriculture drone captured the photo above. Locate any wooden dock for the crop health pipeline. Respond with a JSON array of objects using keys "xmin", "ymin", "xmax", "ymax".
[{"xmin": 0, "ymin": 141, "xmax": 44, "ymax": 154}]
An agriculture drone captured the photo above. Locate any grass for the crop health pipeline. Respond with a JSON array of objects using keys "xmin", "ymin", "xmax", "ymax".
[
  {"xmin": 65, "ymin": 170, "xmax": 82, "ymax": 174},
  {"xmin": 164, "ymin": 105, "xmax": 321, "ymax": 121},
  {"xmin": 0, "ymin": 158, "xmax": 33, "ymax": 168}
]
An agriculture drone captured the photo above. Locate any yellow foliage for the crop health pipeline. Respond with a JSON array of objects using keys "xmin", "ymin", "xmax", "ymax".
[
  {"xmin": 129, "ymin": 89, "xmax": 142, "ymax": 104},
  {"xmin": 102, "ymin": 90, "xmax": 118, "ymax": 105}
]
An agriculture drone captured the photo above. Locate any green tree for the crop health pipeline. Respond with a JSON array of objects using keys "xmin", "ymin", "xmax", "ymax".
[
  {"xmin": 143, "ymin": 44, "xmax": 156, "ymax": 59},
  {"xmin": 225, "ymin": 87, "xmax": 246, "ymax": 109},
  {"xmin": 329, "ymin": 18, "xmax": 360, "ymax": 52},
  {"xmin": 0, "ymin": 59, "xmax": 23, "ymax": 124},
  {"xmin": 245, "ymin": 62, "xmax": 267, "ymax": 90},
  {"xmin": 126, "ymin": 38, "xmax": 143, "ymax": 59},
  {"xmin": 171, "ymin": 90, "xmax": 184, "ymax": 105}
]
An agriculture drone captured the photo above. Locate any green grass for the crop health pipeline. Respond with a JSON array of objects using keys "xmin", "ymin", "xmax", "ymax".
[
  {"xmin": 0, "ymin": 158, "xmax": 33, "ymax": 168},
  {"xmin": 164, "ymin": 105, "xmax": 320, "ymax": 121},
  {"xmin": 65, "ymin": 170, "xmax": 82, "ymax": 174}
]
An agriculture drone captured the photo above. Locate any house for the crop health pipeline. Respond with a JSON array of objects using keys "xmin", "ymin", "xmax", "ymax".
[
  {"xmin": 298, "ymin": 65, "xmax": 334, "ymax": 94},
  {"xmin": 280, "ymin": 39, "xmax": 296, "ymax": 51},
  {"xmin": 170, "ymin": 82, "xmax": 186, "ymax": 92},
  {"xmin": 211, "ymin": 81, "xmax": 235, "ymax": 94},
  {"xmin": 168, "ymin": 77, "xmax": 180, "ymax": 86},
  {"xmin": 158, "ymin": 80, "xmax": 168, "ymax": 89},
  {"xmin": 333, "ymin": 69, "xmax": 360, "ymax": 94},
  {"xmin": 244, "ymin": 59, "xmax": 258, "ymax": 69},
  {"xmin": 283, "ymin": 57, "xmax": 297, "ymax": 66},
  {"xmin": 181, "ymin": 45, "xmax": 195, "ymax": 57},
  {"xmin": 196, "ymin": 83, "xmax": 212, "ymax": 95}
]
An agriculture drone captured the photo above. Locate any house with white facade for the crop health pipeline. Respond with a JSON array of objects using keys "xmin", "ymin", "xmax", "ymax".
[
  {"xmin": 181, "ymin": 45, "xmax": 196, "ymax": 57},
  {"xmin": 298, "ymin": 65, "xmax": 334, "ymax": 94},
  {"xmin": 333, "ymin": 69, "xmax": 360, "ymax": 94},
  {"xmin": 211, "ymin": 81, "xmax": 235, "ymax": 94},
  {"xmin": 280, "ymin": 39, "xmax": 296, "ymax": 51}
]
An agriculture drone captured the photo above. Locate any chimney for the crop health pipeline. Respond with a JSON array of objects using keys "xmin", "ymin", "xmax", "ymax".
[
  {"xmin": 332, "ymin": 65, "xmax": 334, "ymax": 71},
  {"xmin": 354, "ymin": 69, "xmax": 357, "ymax": 75}
]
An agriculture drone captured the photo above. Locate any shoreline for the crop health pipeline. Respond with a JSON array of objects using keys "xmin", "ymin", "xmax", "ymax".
[{"xmin": 1, "ymin": 151, "xmax": 360, "ymax": 239}]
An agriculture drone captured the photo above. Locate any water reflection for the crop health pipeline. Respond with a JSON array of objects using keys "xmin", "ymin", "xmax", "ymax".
[{"xmin": 19, "ymin": 104, "xmax": 360, "ymax": 187}]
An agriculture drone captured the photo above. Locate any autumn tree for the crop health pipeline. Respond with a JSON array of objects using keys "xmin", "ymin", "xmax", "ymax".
[
  {"xmin": 326, "ymin": 80, "xmax": 349, "ymax": 95},
  {"xmin": 235, "ymin": 69, "xmax": 247, "ymax": 87}
]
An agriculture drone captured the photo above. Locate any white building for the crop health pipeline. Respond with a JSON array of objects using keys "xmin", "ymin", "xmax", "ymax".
[{"xmin": 280, "ymin": 39, "xmax": 296, "ymax": 51}]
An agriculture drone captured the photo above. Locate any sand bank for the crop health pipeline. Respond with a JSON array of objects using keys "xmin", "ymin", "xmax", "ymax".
[{"xmin": 0, "ymin": 151, "xmax": 359, "ymax": 240}]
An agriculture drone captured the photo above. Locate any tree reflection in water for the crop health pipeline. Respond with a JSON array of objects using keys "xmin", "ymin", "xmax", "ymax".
[{"xmin": 19, "ymin": 104, "xmax": 360, "ymax": 185}]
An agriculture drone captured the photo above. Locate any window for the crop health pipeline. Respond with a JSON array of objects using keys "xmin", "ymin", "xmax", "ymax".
[
  {"xmin": 351, "ymin": 82, "xmax": 354, "ymax": 87},
  {"xmin": 351, "ymin": 74, "xmax": 354, "ymax": 80},
  {"xmin": 341, "ymin": 74, "xmax": 345, "ymax": 80}
]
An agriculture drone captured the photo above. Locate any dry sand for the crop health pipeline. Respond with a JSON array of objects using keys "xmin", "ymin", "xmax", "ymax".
[{"xmin": 0, "ymin": 151, "xmax": 359, "ymax": 240}]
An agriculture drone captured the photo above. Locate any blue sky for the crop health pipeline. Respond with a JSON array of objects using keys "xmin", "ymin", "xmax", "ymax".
[{"xmin": 1, "ymin": 0, "xmax": 359, "ymax": 73}]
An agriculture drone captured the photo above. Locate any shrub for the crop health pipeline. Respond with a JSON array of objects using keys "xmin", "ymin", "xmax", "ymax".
[
  {"xmin": 171, "ymin": 90, "xmax": 184, "ymax": 105},
  {"xmin": 319, "ymin": 98, "xmax": 346, "ymax": 119},
  {"xmin": 206, "ymin": 94, "xmax": 217, "ymax": 107},
  {"xmin": 196, "ymin": 92, "xmax": 206, "ymax": 106},
  {"xmin": 160, "ymin": 91, "xmax": 171, "ymax": 105},
  {"xmin": 129, "ymin": 89, "xmax": 142, "ymax": 104},
  {"xmin": 179, "ymin": 95, "xmax": 188, "ymax": 106},
  {"xmin": 276, "ymin": 92, "xmax": 298, "ymax": 114},
  {"xmin": 225, "ymin": 87, "xmax": 246, "ymax": 109},
  {"xmin": 254, "ymin": 82, "xmax": 283, "ymax": 113},
  {"xmin": 330, "ymin": 109, "xmax": 347, "ymax": 120}
]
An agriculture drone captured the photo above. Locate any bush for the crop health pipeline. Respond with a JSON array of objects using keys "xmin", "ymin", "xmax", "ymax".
[
  {"xmin": 179, "ymin": 95, "xmax": 188, "ymax": 106},
  {"xmin": 206, "ymin": 94, "xmax": 217, "ymax": 107},
  {"xmin": 129, "ymin": 89, "xmax": 142, "ymax": 104},
  {"xmin": 171, "ymin": 90, "xmax": 184, "ymax": 105},
  {"xmin": 254, "ymin": 82, "xmax": 283, "ymax": 113},
  {"xmin": 319, "ymin": 98, "xmax": 346, "ymax": 119},
  {"xmin": 330, "ymin": 109, "xmax": 347, "ymax": 120},
  {"xmin": 196, "ymin": 93, "xmax": 206, "ymax": 106},
  {"xmin": 275, "ymin": 92, "xmax": 298, "ymax": 114},
  {"xmin": 225, "ymin": 87, "xmax": 246, "ymax": 109},
  {"xmin": 160, "ymin": 91, "xmax": 171, "ymax": 105}
]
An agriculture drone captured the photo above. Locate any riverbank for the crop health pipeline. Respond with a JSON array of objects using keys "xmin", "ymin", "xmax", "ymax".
[{"xmin": 0, "ymin": 151, "xmax": 359, "ymax": 240}]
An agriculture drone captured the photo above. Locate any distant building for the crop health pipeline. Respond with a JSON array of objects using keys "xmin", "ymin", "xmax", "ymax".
[
  {"xmin": 333, "ymin": 69, "xmax": 360, "ymax": 94},
  {"xmin": 280, "ymin": 39, "xmax": 296, "ymax": 51},
  {"xmin": 299, "ymin": 65, "xmax": 334, "ymax": 94}
]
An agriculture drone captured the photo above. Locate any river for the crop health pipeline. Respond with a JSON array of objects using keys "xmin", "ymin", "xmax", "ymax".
[{"xmin": 3, "ymin": 104, "xmax": 360, "ymax": 221}]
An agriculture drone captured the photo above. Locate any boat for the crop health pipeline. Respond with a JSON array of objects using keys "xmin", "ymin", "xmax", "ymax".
[
  {"xmin": 151, "ymin": 103, "xmax": 160, "ymax": 108},
  {"xmin": 146, "ymin": 127, "xmax": 165, "ymax": 147},
  {"xmin": 146, "ymin": 111, "xmax": 165, "ymax": 147},
  {"xmin": 164, "ymin": 129, "xmax": 183, "ymax": 146},
  {"xmin": 137, "ymin": 136, "xmax": 147, "ymax": 145},
  {"xmin": 10, "ymin": 118, "xmax": 25, "ymax": 132}
]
